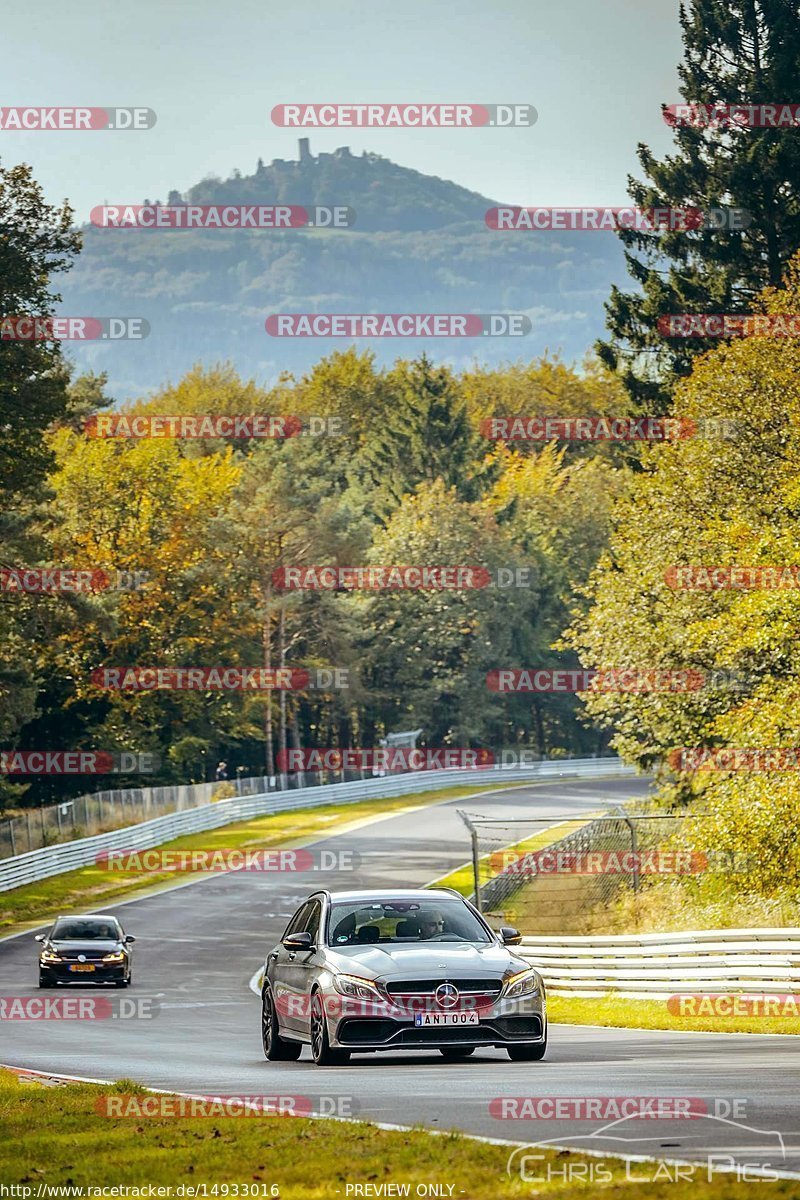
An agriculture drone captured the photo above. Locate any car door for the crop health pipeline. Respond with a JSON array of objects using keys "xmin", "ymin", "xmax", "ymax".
[
  {"xmin": 270, "ymin": 901, "xmax": 314, "ymax": 1035},
  {"xmin": 290, "ymin": 899, "xmax": 323, "ymax": 1039}
]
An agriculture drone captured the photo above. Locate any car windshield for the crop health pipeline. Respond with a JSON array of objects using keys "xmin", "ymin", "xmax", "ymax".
[
  {"xmin": 51, "ymin": 919, "xmax": 120, "ymax": 941},
  {"xmin": 327, "ymin": 900, "xmax": 491, "ymax": 946}
]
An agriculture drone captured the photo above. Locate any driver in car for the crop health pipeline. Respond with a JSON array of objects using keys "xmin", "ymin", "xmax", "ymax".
[{"xmin": 418, "ymin": 910, "xmax": 445, "ymax": 939}]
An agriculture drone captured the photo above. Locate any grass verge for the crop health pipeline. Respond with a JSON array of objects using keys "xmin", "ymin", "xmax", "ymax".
[
  {"xmin": 586, "ymin": 874, "xmax": 800, "ymax": 934},
  {"xmin": 548, "ymin": 993, "xmax": 800, "ymax": 1035},
  {"xmin": 0, "ymin": 1069, "xmax": 793, "ymax": 1198},
  {"xmin": 0, "ymin": 784, "xmax": 500, "ymax": 933}
]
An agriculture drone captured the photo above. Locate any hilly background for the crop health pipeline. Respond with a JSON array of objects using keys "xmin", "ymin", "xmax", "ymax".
[{"xmin": 59, "ymin": 139, "xmax": 628, "ymax": 397}]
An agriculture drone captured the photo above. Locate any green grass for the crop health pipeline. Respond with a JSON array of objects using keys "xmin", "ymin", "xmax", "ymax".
[
  {"xmin": 0, "ymin": 1069, "xmax": 792, "ymax": 1198},
  {"xmin": 549, "ymin": 993, "xmax": 800, "ymax": 1035},
  {"xmin": 0, "ymin": 784, "xmax": 500, "ymax": 933}
]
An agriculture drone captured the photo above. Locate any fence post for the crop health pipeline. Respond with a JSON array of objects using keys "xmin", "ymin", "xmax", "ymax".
[
  {"xmin": 456, "ymin": 810, "xmax": 483, "ymax": 912},
  {"xmin": 8, "ymin": 819, "xmax": 15, "ymax": 857},
  {"xmin": 614, "ymin": 805, "xmax": 639, "ymax": 893},
  {"xmin": 26, "ymin": 810, "xmax": 32, "ymax": 853}
]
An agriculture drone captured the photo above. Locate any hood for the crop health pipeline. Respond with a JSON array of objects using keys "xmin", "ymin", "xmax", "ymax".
[
  {"xmin": 325, "ymin": 941, "xmax": 523, "ymax": 980},
  {"xmin": 48, "ymin": 939, "xmax": 123, "ymax": 954}
]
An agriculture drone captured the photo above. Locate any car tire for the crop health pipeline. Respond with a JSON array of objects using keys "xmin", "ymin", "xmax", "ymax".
[
  {"xmin": 310, "ymin": 992, "xmax": 350, "ymax": 1066},
  {"xmin": 38, "ymin": 975, "xmax": 53, "ymax": 988},
  {"xmin": 114, "ymin": 979, "xmax": 129, "ymax": 988},
  {"xmin": 262, "ymin": 988, "xmax": 302, "ymax": 1061},
  {"xmin": 507, "ymin": 1041, "xmax": 547, "ymax": 1061},
  {"xmin": 439, "ymin": 1047, "xmax": 475, "ymax": 1060}
]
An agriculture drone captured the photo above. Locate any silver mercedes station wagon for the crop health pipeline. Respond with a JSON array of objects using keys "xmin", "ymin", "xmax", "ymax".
[{"xmin": 261, "ymin": 887, "xmax": 546, "ymax": 1065}]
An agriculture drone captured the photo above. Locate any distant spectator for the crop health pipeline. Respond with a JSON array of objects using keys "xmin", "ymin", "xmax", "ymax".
[{"xmin": 215, "ymin": 761, "xmax": 228, "ymax": 782}]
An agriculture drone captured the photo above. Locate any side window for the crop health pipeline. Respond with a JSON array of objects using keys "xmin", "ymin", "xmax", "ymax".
[
  {"xmin": 302, "ymin": 901, "xmax": 321, "ymax": 943},
  {"xmin": 283, "ymin": 902, "xmax": 312, "ymax": 939}
]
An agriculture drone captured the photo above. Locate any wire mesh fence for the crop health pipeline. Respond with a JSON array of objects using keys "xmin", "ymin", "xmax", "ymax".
[
  {"xmin": 0, "ymin": 756, "xmax": 632, "ymax": 863},
  {"xmin": 0, "ymin": 767, "xmax": 376, "ymax": 860},
  {"xmin": 459, "ymin": 803, "xmax": 693, "ymax": 934}
]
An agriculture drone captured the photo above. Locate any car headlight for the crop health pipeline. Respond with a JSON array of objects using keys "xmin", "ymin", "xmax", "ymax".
[
  {"xmin": 331, "ymin": 973, "xmax": 382, "ymax": 999},
  {"xmin": 102, "ymin": 951, "xmax": 126, "ymax": 963},
  {"xmin": 40, "ymin": 950, "xmax": 62, "ymax": 964},
  {"xmin": 503, "ymin": 968, "xmax": 541, "ymax": 999}
]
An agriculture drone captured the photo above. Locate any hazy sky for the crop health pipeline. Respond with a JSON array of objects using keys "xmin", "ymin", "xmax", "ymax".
[{"xmin": 3, "ymin": 0, "xmax": 684, "ymax": 221}]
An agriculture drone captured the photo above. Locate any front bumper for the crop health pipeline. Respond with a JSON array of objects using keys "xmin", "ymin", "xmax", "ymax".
[
  {"xmin": 40, "ymin": 961, "xmax": 128, "ymax": 984},
  {"xmin": 328, "ymin": 994, "xmax": 546, "ymax": 1051}
]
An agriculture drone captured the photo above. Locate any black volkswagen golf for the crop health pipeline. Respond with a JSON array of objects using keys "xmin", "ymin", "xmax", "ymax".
[{"xmin": 36, "ymin": 913, "xmax": 135, "ymax": 987}]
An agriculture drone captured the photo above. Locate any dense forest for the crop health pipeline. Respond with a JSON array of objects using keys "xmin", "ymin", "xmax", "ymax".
[{"xmin": 3, "ymin": 0, "xmax": 800, "ymax": 908}]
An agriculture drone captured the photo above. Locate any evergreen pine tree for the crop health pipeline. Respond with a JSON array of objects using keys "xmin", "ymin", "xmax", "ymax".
[
  {"xmin": 598, "ymin": 0, "xmax": 800, "ymax": 410},
  {"xmin": 357, "ymin": 356, "xmax": 485, "ymax": 518}
]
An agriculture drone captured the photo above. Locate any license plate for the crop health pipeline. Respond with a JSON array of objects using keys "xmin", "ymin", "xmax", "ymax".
[
  {"xmin": 414, "ymin": 1011, "xmax": 479, "ymax": 1026},
  {"xmin": 69, "ymin": 964, "xmax": 96, "ymax": 973}
]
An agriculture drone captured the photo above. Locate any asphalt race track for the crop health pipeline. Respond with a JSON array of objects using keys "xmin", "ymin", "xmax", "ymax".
[{"xmin": 2, "ymin": 774, "xmax": 800, "ymax": 1182}]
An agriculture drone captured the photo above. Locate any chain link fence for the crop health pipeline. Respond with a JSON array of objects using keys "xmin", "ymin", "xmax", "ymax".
[
  {"xmin": 0, "ymin": 756, "xmax": 632, "ymax": 863},
  {"xmin": 460, "ymin": 803, "xmax": 692, "ymax": 934},
  {"xmin": 0, "ymin": 767, "xmax": 377, "ymax": 860}
]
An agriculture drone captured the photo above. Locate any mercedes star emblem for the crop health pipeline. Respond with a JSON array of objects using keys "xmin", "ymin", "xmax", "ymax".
[{"xmin": 435, "ymin": 982, "xmax": 459, "ymax": 1009}]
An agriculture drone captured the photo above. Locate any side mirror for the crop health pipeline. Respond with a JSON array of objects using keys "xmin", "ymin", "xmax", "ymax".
[
  {"xmin": 34, "ymin": 934, "xmax": 45, "ymax": 943},
  {"xmin": 124, "ymin": 935, "xmax": 136, "ymax": 944},
  {"xmin": 282, "ymin": 931, "xmax": 313, "ymax": 950},
  {"xmin": 500, "ymin": 926, "xmax": 522, "ymax": 946}
]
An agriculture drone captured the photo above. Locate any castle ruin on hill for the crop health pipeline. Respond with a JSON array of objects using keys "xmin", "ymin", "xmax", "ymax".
[{"xmin": 256, "ymin": 138, "xmax": 375, "ymax": 174}]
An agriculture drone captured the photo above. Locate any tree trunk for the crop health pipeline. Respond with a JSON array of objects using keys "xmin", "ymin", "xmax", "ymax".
[
  {"xmin": 532, "ymin": 699, "xmax": 546, "ymax": 758},
  {"xmin": 290, "ymin": 704, "xmax": 303, "ymax": 787},
  {"xmin": 278, "ymin": 600, "xmax": 288, "ymax": 788},
  {"xmin": 261, "ymin": 577, "xmax": 275, "ymax": 779}
]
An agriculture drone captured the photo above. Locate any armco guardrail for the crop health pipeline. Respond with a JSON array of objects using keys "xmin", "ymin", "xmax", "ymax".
[
  {"xmin": 0, "ymin": 757, "xmax": 632, "ymax": 893},
  {"xmin": 517, "ymin": 929, "xmax": 800, "ymax": 998}
]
